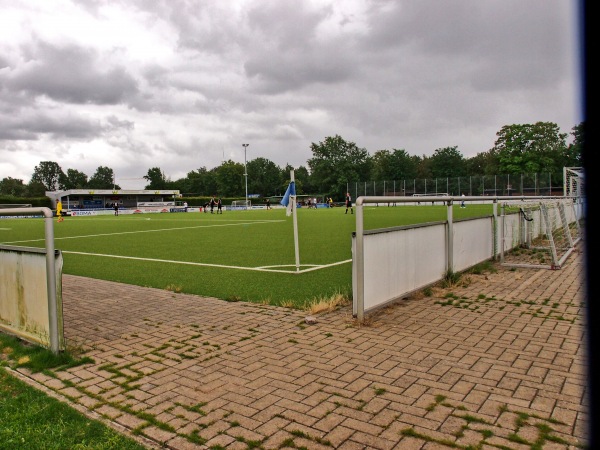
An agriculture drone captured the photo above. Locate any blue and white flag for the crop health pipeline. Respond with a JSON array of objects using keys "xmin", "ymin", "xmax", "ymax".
[{"xmin": 281, "ymin": 181, "xmax": 296, "ymax": 216}]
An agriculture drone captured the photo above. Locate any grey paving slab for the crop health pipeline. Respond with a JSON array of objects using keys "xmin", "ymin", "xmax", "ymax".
[{"xmin": 10, "ymin": 248, "xmax": 589, "ymax": 449}]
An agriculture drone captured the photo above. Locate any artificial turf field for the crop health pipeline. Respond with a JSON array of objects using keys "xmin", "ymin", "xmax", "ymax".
[{"xmin": 1, "ymin": 204, "xmax": 492, "ymax": 308}]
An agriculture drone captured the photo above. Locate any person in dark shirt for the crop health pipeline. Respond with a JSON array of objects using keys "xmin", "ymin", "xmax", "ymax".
[{"xmin": 345, "ymin": 193, "xmax": 353, "ymax": 214}]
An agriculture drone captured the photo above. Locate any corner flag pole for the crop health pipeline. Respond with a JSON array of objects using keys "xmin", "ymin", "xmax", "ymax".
[{"xmin": 290, "ymin": 170, "xmax": 300, "ymax": 272}]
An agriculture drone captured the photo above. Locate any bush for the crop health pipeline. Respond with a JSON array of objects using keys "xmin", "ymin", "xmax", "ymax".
[{"xmin": 0, "ymin": 195, "xmax": 52, "ymax": 208}]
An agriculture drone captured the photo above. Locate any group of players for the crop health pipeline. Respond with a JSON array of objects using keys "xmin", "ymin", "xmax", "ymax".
[{"xmin": 203, "ymin": 196, "xmax": 222, "ymax": 214}]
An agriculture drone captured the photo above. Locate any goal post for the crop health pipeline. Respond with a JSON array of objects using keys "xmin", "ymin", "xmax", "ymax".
[
  {"xmin": 564, "ymin": 167, "xmax": 584, "ymax": 198},
  {"xmin": 230, "ymin": 200, "xmax": 251, "ymax": 210},
  {"xmin": 499, "ymin": 198, "xmax": 582, "ymax": 270}
]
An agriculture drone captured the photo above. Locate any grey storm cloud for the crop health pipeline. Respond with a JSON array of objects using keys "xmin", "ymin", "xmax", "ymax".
[
  {"xmin": 0, "ymin": 0, "xmax": 581, "ymax": 189},
  {"xmin": 0, "ymin": 111, "xmax": 105, "ymax": 141},
  {"xmin": 5, "ymin": 41, "xmax": 138, "ymax": 105}
]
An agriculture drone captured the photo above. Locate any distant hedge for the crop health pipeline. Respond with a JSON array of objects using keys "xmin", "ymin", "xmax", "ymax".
[{"xmin": 0, "ymin": 196, "xmax": 53, "ymax": 208}]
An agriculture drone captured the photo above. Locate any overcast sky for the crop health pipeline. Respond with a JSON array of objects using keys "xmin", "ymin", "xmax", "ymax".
[{"xmin": 0, "ymin": 0, "xmax": 582, "ymax": 190}]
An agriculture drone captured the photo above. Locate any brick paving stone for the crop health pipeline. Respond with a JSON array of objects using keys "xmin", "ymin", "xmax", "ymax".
[
  {"xmin": 95, "ymin": 404, "xmax": 123, "ymax": 419},
  {"xmin": 324, "ymin": 425, "xmax": 356, "ymax": 447},
  {"xmin": 115, "ymin": 412, "xmax": 148, "ymax": 430},
  {"xmin": 224, "ymin": 425, "xmax": 265, "ymax": 443},
  {"xmin": 351, "ymin": 431, "xmax": 399, "ymax": 450},
  {"xmin": 141, "ymin": 426, "xmax": 177, "ymax": 446},
  {"xmin": 197, "ymin": 418, "xmax": 231, "ymax": 441},
  {"xmin": 254, "ymin": 416, "xmax": 290, "ymax": 436},
  {"xmin": 163, "ymin": 435, "xmax": 206, "ymax": 450},
  {"xmin": 10, "ymin": 249, "xmax": 585, "ymax": 450},
  {"xmin": 203, "ymin": 433, "xmax": 237, "ymax": 449},
  {"xmin": 251, "ymin": 404, "xmax": 287, "ymax": 423},
  {"xmin": 262, "ymin": 429, "xmax": 296, "ymax": 450},
  {"xmin": 58, "ymin": 386, "xmax": 83, "ymax": 399}
]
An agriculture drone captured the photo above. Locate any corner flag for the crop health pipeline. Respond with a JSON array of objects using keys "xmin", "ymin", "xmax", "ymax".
[
  {"xmin": 281, "ymin": 181, "xmax": 296, "ymax": 216},
  {"xmin": 282, "ymin": 170, "xmax": 300, "ymax": 272}
]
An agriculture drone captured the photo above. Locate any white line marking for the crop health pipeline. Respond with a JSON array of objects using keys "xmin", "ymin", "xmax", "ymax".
[
  {"xmin": 62, "ymin": 250, "xmax": 352, "ymax": 274},
  {"xmin": 4, "ymin": 220, "xmax": 285, "ymax": 245}
]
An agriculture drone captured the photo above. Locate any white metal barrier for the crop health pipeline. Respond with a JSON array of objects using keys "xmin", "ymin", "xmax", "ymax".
[
  {"xmin": 0, "ymin": 207, "xmax": 63, "ymax": 353},
  {"xmin": 352, "ymin": 196, "xmax": 582, "ymax": 323}
]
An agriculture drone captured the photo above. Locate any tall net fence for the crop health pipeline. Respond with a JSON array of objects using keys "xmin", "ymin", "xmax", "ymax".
[{"xmin": 346, "ymin": 172, "xmax": 568, "ymax": 198}]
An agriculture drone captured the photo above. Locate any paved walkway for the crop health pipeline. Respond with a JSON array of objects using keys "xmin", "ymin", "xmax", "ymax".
[{"xmin": 13, "ymin": 249, "xmax": 588, "ymax": 449}]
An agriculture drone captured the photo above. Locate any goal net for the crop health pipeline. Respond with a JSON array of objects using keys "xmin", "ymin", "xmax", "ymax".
[
  {"xmin": 564, "ymin": 167, "xmax": 584, "ymax": 198},
  {"xmin": 230, "ymin": 200, "xmax": 251, "ymax": 210},
  {"xmin": 499, "ymin": 198, "xmax": 582, "ymax": 270}
]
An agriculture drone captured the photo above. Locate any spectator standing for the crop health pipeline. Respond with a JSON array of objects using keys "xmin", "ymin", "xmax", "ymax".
[
  {"xmin": 345, "ymin": 193, "xmax": 353, "ymax": 214},
  {"xmin": 461, "ymin": 194, "xmax": 466, "ymax": 208}
]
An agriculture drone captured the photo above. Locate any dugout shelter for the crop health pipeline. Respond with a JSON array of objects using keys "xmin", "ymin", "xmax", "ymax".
[{"xmin": 46, "ymin": 189, "xmax": 182, "ymax": 214}]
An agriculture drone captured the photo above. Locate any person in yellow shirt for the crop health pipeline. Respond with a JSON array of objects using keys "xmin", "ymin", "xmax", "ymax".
[{"xmin": 56, "ymin": 200, "xmax": 64, "ymax": 222}]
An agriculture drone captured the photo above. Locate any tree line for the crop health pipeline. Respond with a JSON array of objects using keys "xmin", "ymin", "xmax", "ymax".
[{"xmin": 0, "ymin": 121, "xmax": 583, "ymax": 200}]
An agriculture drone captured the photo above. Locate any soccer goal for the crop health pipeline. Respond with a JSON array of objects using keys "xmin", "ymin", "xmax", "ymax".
[
  {"xmin": 499, "ymin": 198, "xmax": 582, "ymax": 270},
  {"xmin": 564, "ymin": 167, "xmax": 584, "ymax": 198},
  {"xmin": 230, "ymin": 200, "xmax": 251, "ymax": 210},
  {"xmin": 412, "ymin": 193, "xmax": 449, "ymax": 205}
]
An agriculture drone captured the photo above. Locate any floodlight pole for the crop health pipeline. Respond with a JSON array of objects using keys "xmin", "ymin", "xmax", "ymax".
[{"xmin": 242, "ymin": 143, "xmax": 249, "ymax": 210}]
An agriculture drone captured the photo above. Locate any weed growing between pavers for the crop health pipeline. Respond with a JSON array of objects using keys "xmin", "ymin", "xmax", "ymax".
[
  {"xmin": 399, "ymin": 395, "xmax": 585, "ymax": 449},
  {"xmin": 433, "ymin": 291, "xmax": 581, "ymax": 323}
]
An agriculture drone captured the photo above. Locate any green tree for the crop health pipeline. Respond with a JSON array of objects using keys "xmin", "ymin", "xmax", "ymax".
[
  {"xmin": 88, "ymin": 166, "xmax": 119, "ymax": 189},
  {"xmin": 371, "ymin": 149, "xmax": 418, "ymax": 182},
  {"xmin": 62, "ymin": 169, "xmax": 89, "ymax": 189},
  {"xmin": 565, "ymin": 122, "xmax": 583, "ymax": 167},
  {"xmin": 246, "ymin": 157, "xmax": 282, "ymax": 197},
  {"xmin": 466, "ymin": 150, "xmax": 500, "ymax": 176},
  {"xmin": 280, "ymin": 164, "xmax": 295, "ymax": 193},
  {"xmin": 143, "ymin": 167, "xmax": 168, "ymax": 190},
  {"xmin": 293, "ymin": 165, "xmax": 312, "ymax": 195},
  {"xmin": 180, "ymin": 167, "xmax": 218, "ymax": 196},
  {"xmin": 428, "ymin": 146, "xmax": 467, "ymax": 178},
  {"xmin": 31, "ymin": 161, "xmax": 65, "ymax": 191},
  {"xmin": 308, "ymin": 135, "xmax": 371, "ymax": 197},
  {"xmin": 415, "ymin": 155, "xmax": 432, "ymax": 179},
  {"xmin": 0, "ymin": 177, "xmax": 27, "ymax": 196},
  {"xmin": 26, "ymin": 180, "xmax": 47, "ymax": 197},
  {"xmin": 214, "ymin": 160, "xmax": 244, "ymax": 197},
  {"xmin": 492, "ymin": 122, "xmax": 568, "ymax": 174}
]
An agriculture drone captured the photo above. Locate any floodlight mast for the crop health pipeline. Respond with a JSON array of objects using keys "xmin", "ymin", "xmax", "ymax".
[{"xmin": 242, "ymin": 143, "xmax": 249, "ymax": 210}]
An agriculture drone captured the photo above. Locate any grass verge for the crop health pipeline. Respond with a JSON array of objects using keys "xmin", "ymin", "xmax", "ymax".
[{"xmin": 0, "ymin": 333, "xmax": 148, "ymax": 450}]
